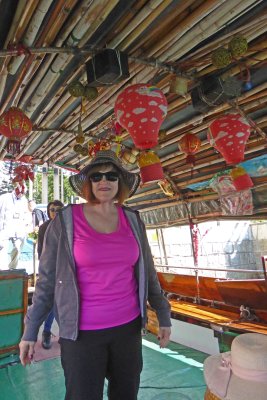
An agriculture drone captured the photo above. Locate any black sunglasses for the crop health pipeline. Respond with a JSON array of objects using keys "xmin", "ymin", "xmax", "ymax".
[
  {"xmin": 89, "ymin": 171, "xmax": 119, "ymax": 183},
  {"xmin": 49, "ymin": 207, "xmax": 62, "ymax": 212}
]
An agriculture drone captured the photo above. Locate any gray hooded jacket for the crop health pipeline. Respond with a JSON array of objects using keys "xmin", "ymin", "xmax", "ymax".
[{"xmin": 22, "ymin": 205, "xmax": 171, "ymax": 342}]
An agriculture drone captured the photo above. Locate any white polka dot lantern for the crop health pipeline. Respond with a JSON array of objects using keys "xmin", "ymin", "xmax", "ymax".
[
  {"xmin": 208, "ymin": 113, "xmax": 251, "ymax": 164},
  {"xmin": 114, "ymin": 84, "xmax": 168, "ymax": 150}
]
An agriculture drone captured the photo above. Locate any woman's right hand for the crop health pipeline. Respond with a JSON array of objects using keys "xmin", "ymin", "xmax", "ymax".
[{"xmin": 19, "ymin": 340, "xmax": 36, "ymax": 366}]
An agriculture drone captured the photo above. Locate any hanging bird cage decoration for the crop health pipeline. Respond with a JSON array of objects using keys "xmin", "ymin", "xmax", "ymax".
[
  {"xmin": 114, "ymin": 83, "xmax": 168, "ymax": 149},
  {"xmin": 138, "ymin": 151, "xmax": 164, "ymax": 184},
  {"xmin": 208, "ymin": 113, "xmax": 251, "ymax": 165},
  {"xmin": 178, "ymin": 133, "xmax": 201, "ymax": 165},
  {"xmin": 0, "ymin": 107, "xmax": 32, "ymax": 155}
]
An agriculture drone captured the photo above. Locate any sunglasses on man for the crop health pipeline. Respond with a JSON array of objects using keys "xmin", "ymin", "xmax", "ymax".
[{"xmin": 89, "ymin": 172, "xmax": 119, "ymax": 183}]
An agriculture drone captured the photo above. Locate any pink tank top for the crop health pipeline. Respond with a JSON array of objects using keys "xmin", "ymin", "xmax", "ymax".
[{"xmin": 72, "ymin": 204, "xmax": 140, "ymax": 330}]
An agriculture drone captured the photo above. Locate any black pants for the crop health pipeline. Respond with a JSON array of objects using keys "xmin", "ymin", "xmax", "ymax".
[{"xmin": 60, "ymin": 317, "xmax": 142, "ymax": 400}]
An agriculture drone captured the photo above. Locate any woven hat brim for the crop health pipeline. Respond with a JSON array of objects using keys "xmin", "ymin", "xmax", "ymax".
[{"xmin": 69, "ymin": 154, "xmax": 140, "ymax": 199}]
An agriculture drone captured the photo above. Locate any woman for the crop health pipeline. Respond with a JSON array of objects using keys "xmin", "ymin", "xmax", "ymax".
[
  {"xmin": 37, "ymin": 200, "xmax": 64, "ymax": 349},
  {"xmin": 19, "ymin": 150, "xmax": 171, "ymax": 400}
]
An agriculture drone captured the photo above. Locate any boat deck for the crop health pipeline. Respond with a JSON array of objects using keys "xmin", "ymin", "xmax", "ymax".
[{"xmin": 0, "ymin": 333, "xmax": 208, "ymax": 400}]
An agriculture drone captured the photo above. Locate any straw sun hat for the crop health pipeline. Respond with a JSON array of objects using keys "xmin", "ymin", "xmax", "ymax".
[
  {"xmin": 69, "ymin": 150, "xmax": 140, "ymax": 199},
  {"xmin": 204, "ymin": 333, "xmax": 267, "ymax": 400}
]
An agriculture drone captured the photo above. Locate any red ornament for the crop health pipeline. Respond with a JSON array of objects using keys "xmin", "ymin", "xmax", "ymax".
[
  {"xmin": 114, "ymin": 84, "xmax": 168, "ymax": 149},
  {"xmin": 208, "ymin": 113, "xmax": 251, "ymax": 164},
  {"xmin": 230, "ymin": 166, "xmax": 253, "ymax": 191},
  {"xmin": 17, "ymin": 155, "xmax": 33, "ymax": 163},
  {"xmin": 114, "ymin": 121, "xmax": 123, "ymax": 135},
  {"xmin": 0, "ymin": 107, "xmax": 32, "ymax": 155},
  {"xmin": 178, "ymin": 133, "xmax": 201, "ymax": 165},
  {"xmin": 138, "ymin": 151, "xmax": 164, "ymax": 184},
  {"xmin": 13, "ymin": 165, "xmax": 34, "ymax": 182}
]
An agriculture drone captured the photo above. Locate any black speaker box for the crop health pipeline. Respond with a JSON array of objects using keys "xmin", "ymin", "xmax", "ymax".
[
  {"xmin": 86, "ymin": 49, "xmax": 130, "ymax": 87},
  {"xmin": 191, "ymin": 76, "xmax": 242, "ymax": 113}
]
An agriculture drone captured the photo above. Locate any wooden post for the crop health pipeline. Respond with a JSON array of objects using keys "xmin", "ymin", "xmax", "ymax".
[
  {"xmin": 42, "ymin": 164, "xmax": 48, "ymax": 204},
  {"xmin": 53, "ymin": 167, "xmax": 60, "ymax": 199}
]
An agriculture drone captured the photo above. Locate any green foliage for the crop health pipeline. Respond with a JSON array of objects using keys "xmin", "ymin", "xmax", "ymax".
[{"xmin": 33, "ymin": 168, "xmax": 76, "ymax": 204}]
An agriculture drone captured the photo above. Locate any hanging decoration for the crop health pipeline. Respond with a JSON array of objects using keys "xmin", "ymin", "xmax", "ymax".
[
  {"xmin": 190, "ymin": 222, "xmax": 200, "ymax": 267},
  {"xmin": 158, "ymin": 178, "xmax": 175, "ymax": 197},
  {"xmin": 68, "ymin": 81, "xmax": 98, "ymax": 101},
  {"xmin": 230, "ymin": 166, "xmax": 254, "ymax": 191},
  {"xmin": 138, "ymin": 151, "xmax": 164, "ymax": 184},
  {"xmin": 114, "ymin": 83, "xmax": 168, "ymax": 149},
  {"xmin": 83, "ymin": 85, "xmax": 98, "ymax": 101},
  {"xmin": 88, "ymin": 140, "xmax": 111, "ymax": 158},
  {"xmin": 121, "ymin": 148, "xmax": 139, "ymax": 165},
  {"xmin": 169, "ymin": 76, "xmax": 189, "ymax": 96},
  {"xmin": 0, "ymin": 107, "xmax": 32, "ymax": 155},
  {"xmin": 73, "ymin": 99, "xmax": 88, "ymax": 156},
  {"xmin": 211, "ymin": 47, "xmax": 232, "ymax": 69},
  {"xmin": 68, "ymin": 81, "xmax": 85, "ymax": 97},
  {"xmin": 114, "ymin": 121, "xmax": 123, "ymax": 135},
  {"xmin": 211, "ymin": 36, "xmax": 248, "ymax": 70},
  {"xmin": 228, "ymin": 36, "xmax": 248, "ymax": 57},
  {"xmin": 178, "ymin": 133, "xmax": 201, "ymax": 165},
  {"xmin": 208, "ymin": 113, "xmax": 251, "ymax": 164},
  {"xmin": 13, "ymin": 165, "xmax": 34, "ymax": 183},
  {"xmin": 16, "ymin": 155, "xmax": 33, "ymax": 163}
]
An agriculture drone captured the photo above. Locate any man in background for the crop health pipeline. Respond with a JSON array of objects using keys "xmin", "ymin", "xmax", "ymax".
[
  {"xmin": 28, "ymin": 200, "xmax": 47, "ymax": 229},
  {"xmin": 0, "ymin": 181, "xmax": 31, "ymax": 270}
]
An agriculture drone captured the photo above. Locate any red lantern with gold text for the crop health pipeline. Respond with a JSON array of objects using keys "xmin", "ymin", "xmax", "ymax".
[
  {"xmin": 138, "ymin": 151, "xmax": 164, "ymax": 184},
  {"xmin": 114, "ymin": 84, "xmax": 168, "ymax": 149},
  {"xmin": 208, "ymin": 113, "xmax": 250, "ymax": 164},
  {"xmin": 178, "ymin": 133, "xmax": 201, "ymax": 165},
  {"xmin": 0, "ymin": 107, "xmax": 32, "ymax": 155}
]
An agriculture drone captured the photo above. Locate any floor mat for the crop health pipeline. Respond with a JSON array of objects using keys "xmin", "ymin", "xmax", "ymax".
[
  {"xmin": 0, "ymin": 334, "xmax": 208, "ymax": 400},
  {"xmin": 33, "ymin": 336, "xmax": 60, "ymax": 362}
]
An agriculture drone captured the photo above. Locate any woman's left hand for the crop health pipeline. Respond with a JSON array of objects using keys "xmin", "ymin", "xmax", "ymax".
[{"xmin": 158, "ymin": 326, "xmax": 171, "ymax": 348}]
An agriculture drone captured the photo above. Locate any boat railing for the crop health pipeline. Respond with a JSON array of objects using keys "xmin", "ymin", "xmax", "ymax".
[{"xmin": 155, "ymin": 263, "xmax": 266, "ymax": 276}]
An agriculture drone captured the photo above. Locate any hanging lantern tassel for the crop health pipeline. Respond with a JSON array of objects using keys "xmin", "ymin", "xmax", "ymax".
[
  {"xmin": 178, "ymin": 133, "xmax": 201, "ymax": 165},
  {"xmin": 190, "ymin": 222, "xmax": 200, "ymax": 267},
  {"xmin": 75, "ymin": 100, "xmax": 86, "ymax": 144}
]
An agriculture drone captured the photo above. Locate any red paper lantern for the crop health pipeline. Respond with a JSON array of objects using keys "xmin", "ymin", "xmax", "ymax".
[
  {"xmin": 0, "ymin": 107, "xmax": 32, "ymax": 155},
  {"xmin": 138, "ymin": 151, "xmax": 164, "ymax": 184},
  {"xmin": 114, "ymin": 84, "xmax": 168, "ymax": 149},
  {"xmin": 208, "ymin": 113, "xmax": 250, "ymax": 164},
  {"xmin": 178, "ymin": 133, "xmax": 201, "ymax": 164}
]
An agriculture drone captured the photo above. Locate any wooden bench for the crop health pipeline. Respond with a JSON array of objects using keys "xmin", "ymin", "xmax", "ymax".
[{"xmin": 150, "ymin": 271, "xmax": 267, "ymax": 336}]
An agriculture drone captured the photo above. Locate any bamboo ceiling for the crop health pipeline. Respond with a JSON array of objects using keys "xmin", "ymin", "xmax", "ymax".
[{"xmin": 0, "ymin": 0, "xmax": 266, "ymax": 220}]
